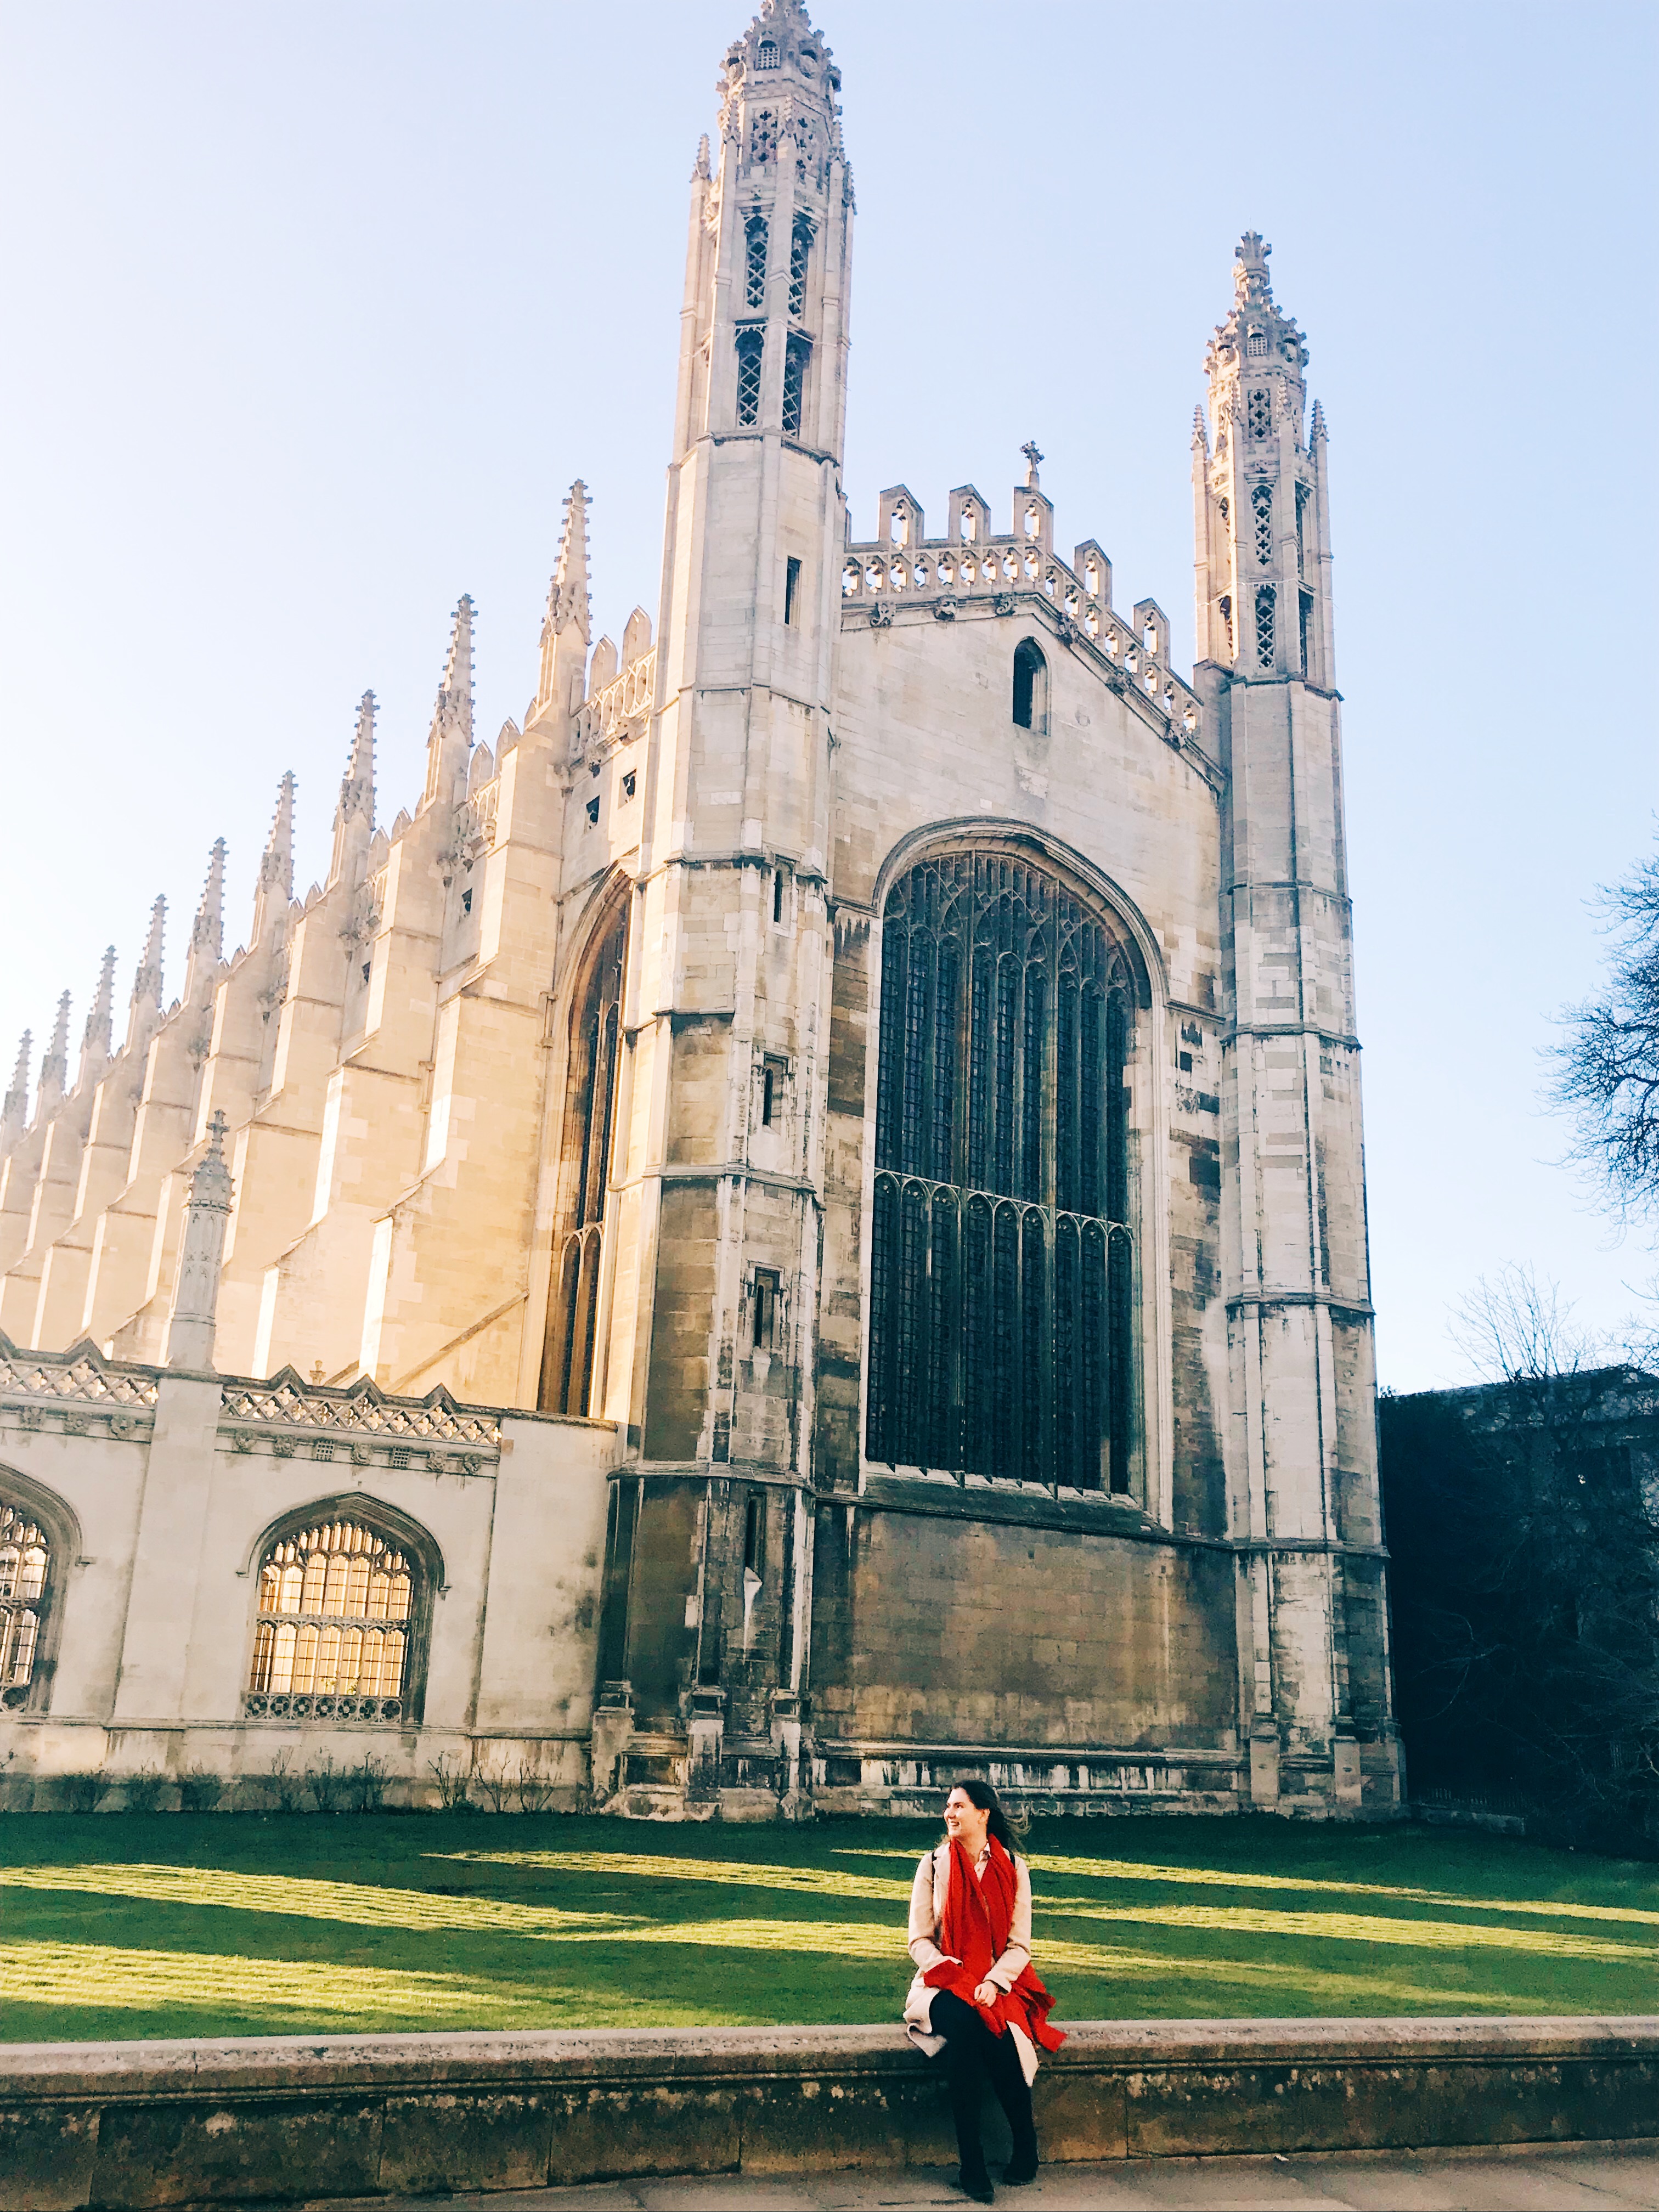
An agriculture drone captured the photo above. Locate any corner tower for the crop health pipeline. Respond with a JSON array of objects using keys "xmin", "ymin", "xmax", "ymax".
[
  {"xmin": 582, "ymin": 1, "xmax": 852, "ymax": 1810},
  {"xmin": 1194, "ymin": 236, "xmax": 1398, "ymax": 1814}
]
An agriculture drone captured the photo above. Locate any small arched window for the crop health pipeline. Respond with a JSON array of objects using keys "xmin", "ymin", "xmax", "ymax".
[
  {"xmin": 245, "ymin": 1514, "xmax": 422, "ymax": 1723},
  {"xmin": 1012, "ymin": 638, "xmax": 1047, "ymax": 732},
  {"xmin": 0, "ymin": 1499, "xmax": 49, "ymax": 1710},
  {"xmin": 542, "ymin": 896, "xmax": 628, "ymax": 1416}
]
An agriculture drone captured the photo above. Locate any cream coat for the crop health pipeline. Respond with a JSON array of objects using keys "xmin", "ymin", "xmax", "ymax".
[{"xmin": 901, "ymin": 1842, "xmax": 1040, "ymax": 2086}]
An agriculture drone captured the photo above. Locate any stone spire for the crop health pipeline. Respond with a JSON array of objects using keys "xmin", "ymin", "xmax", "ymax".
[
  {"xmin": 423, "ymin": 595, "xmax": 475, "ymax": 808},
  {"xmin": 330, "ymin": 692, "xmax": 376, "ymax": 885},
  {"xmin": 184, "ymin": 838, "xmax": 227, "ymax": 1002},
  {"xmin": 36, "ymin": 991, "xmax": 71, "ymax": 1119},
  {"xmin": 163, "ymin": 1107, "xmax": 234, "ymax": 1371},
  {"xmin": 2, "ymin": 1032, "xmax": 30, "ymax": 1144},
  {"xmin": 252, "ymin": 771, "xmax": 296, "ymax": 946},
  {"xmin": 77, "ymin": 946, "xmax": 117, "ymax": 1089},
  {"xmin": 127, "ymin": 895, "xmax": 166, "ymax": 1053},
  {"xmin": 538, "ymin": 483, "xmax": 592, "ymax": 712}
]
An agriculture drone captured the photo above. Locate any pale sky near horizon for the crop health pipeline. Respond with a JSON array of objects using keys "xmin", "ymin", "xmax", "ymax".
[{"xmin": 1, "ymin": 1, "xmax": 1654, "ymax": 1392}]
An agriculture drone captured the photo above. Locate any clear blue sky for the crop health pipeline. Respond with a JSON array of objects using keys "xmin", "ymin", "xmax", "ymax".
[{"xmin": 1, "ymin": 1, "xmax": 1654, "ymax": 1390}]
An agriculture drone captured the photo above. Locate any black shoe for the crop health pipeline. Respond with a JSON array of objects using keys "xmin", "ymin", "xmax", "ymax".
[
  {"xmin": 1002, "ymin": 2146, "xmax": 1039, "ymax": 2186},
  {"xmin": 957, "ymin": 2164, "xmax": 995, "ymax": 2204}
]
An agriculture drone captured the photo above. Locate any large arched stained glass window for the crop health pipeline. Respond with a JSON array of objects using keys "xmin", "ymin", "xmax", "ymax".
[
  {"xmin": 0, "ymin": 1499, "xmax": 49, "ymax": 1708},
  {"xmin": 541, "ymin": 899, "xmax": 627, "ymax": 1417},
  {"xmin": 245, "ymin": 1518, "xmax": 415, "ymax": 1723},
  {"xmin": 867, "ymin": 849, "xmax": 1136, "ymax": 1491}
]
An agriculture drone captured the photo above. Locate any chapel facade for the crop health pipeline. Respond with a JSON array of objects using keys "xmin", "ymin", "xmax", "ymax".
[{"xmin": 0, "ymin": 0, "xmax": 1401, "ymax": 1820}]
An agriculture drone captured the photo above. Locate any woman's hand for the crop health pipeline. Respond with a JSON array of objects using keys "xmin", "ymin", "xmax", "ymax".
[{"xmin": 973, "ymin": 1979, "xmax": 998, "ymax": 2007}]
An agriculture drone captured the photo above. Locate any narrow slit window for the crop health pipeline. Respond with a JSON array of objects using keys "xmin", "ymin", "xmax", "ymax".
[
  {"xmin": 743, "ymin": 1492, "xmax": 765, "ymax": 1572},
  {"xmin": 736, "ymin": 329, "xmax": 764, "ymax": 426},
  {"xmin": 460, "ymin": 888, "xmax": 472, "ymax": 915},
  {"xmin": 784, "ymin": 555, "xmax": 801, "ymax": 626},
  {"xmin": 753, "ymin": 1268, "xmax": 779, "ymax": 1350},
  {"xmin": 772, "ymin": 866, "xmax": 785, "ymax": 923}
]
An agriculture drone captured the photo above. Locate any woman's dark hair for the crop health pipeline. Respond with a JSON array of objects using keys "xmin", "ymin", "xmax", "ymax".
[{"xmin": 946, "ymin": 1775, "xmax": 1028, "ymax": 1855}]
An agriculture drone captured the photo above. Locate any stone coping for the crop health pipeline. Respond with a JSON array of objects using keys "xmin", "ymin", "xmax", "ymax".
[{"xmin": 5, "ymin": 2015, "xmax": 1656, "ymax": 2098}]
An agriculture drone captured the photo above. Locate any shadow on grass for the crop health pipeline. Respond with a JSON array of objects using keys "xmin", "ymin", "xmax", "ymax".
[{"xmin": 2, "ymin": 1813, "xmax": 1655, "ymax": 2041}]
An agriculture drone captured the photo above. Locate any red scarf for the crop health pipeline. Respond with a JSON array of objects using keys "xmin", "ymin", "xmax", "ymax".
[{"xmin": 922, "ymin": 1835, "xmax": 1065, "ymax": 2052}]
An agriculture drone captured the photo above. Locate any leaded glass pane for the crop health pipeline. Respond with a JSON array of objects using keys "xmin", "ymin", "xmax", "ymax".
[
  {"xmin": 866, "ymin": 851, "xmax": 1136, "ymax": 1489},
  {"xmin": 245, "ymin": 1520, "xmax": 416, "ymax": 1722}
]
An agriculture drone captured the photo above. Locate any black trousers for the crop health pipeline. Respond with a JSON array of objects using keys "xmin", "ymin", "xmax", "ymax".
[{"xmin": 928, "ymin": 1988, "xmax": 1037, "ymax": 2175}]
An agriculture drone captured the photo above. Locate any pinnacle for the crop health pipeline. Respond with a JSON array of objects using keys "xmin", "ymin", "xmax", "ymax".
[
  {"xmin": 693, "ymin": 134, "xmax": 711, "ymax": 181},
  {"xmin": 549, "ymin": 481, "xmax": 592, "ymax": 642},
  {"xmin": 38, "ymin": 991, "xmax": 71, "ymax": 1109},
  {"xmin": 3, "ymin": 1030, "xmax": 29, "ymax": 1125},
  {"xmin": 78, "ymin": 945, "xmax": 116, "ymax": 1080},
  {"xmin": 1192, "ymin": 403, "xmax": 1210, "ymax": 451},
  {"xmin": 132, "ymin": 895, "xmax": 166, "ymax": 1008},
  {"xmin": 263, "ymin": 773, "xmax": 296, "ymax": 882},
  {"xmin": 336, "ymin": 695, "xmax": 376, "ymax": 832},
  {"xmin": 191, "ymin": 839, "xmax": 227, "ymax": 957}
]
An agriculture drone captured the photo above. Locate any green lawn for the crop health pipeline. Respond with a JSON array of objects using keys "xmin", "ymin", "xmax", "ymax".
[{"xmin": 1, "ymin": 1813, "xmax": 1654, "ymax": 2043}]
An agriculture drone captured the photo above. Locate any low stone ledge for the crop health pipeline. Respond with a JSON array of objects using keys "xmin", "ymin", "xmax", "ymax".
[{"xmin": 2, "ymin": 2017, "xmax": 1655, "ymax": 2210}]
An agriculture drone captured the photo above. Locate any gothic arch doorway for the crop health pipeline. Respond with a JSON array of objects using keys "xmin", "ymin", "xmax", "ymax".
[
  {"xmin": 539, "ymin": 888, "xmax": 629, "ymax": 1417},
  {"xmin": 865, "ymin": 843, "xmax": 1142, "ymax": 1491}
]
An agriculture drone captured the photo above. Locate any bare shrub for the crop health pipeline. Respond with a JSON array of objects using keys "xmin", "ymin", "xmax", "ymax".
[
  {"xmin": 515, "ymin": 1760, "xmax": 557, "ymax": 1815},
  {"xmin": 475, "ymin": 1760, "xmax": 514, "ymax": 1814},
  {"xmin": 119, "ymin": 1768, "xmax": 168, "ymax": 1814},
  {"xmin": 347, "ymin": 1754, "xmax": 390, "ymax": 1813},
  {"xmin": 307, "ymin": 1754, "xmax": 348, "ymax": 1813},
  {"xmin": 178, "ymin": 1767, "xmax": 223, "ymax": 1814},
  {"xmin": 258, "ymin": 1750, "xmax": 306, "ymax": 1814},
  {"xmin": 428, "ymin": 1753, "xmax": 473, "ymax": 1812},
  {"xmin": 57, "ymin": 1772, "xmax": 108, "ymax": 1814}
]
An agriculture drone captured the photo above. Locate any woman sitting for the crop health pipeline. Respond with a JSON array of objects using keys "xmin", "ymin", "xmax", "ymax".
[{"xmin": 902, "ymin": 1778, "xmax": 1065, "ymax": 2203}]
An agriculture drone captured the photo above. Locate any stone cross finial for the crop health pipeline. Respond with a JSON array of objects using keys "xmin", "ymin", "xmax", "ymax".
[
  {"xmin": 165, "ymin": 1108, "xmax": 235, "ymax": 1372},
  {"xmin": 1020, "ymin": 440, "xmax": 1044, "ymax": 488}
]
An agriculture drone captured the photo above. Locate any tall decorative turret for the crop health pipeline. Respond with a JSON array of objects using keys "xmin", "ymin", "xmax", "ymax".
[
  {"xmin": 577, "ymin": 0, "xmax": 853, "ymax": 1808},
  {"xmin": 330, "ymin": 693, "xmax": 376, "ymax": 887},
  {"xmin": 1193, "ymin": 233, "xmax": 1331, "ymax": 686},
  {"xmin": 1193, "ymin": 234, "xmax": 1391, "ymax": 1813},
  {"xmin": 422, "ymin": 596, "xmax": 475, "ymax": 809},
  {"xmin": 163, "ymin": 1108, "xmax": 233, "ymax": 1370},
  {"xmin": 77, "ymin": 947, "xmax": 117, "ymax": 1091}
]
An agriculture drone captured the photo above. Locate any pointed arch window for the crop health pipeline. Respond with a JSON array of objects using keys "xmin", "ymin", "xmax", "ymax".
[
  {"xmin": 541, "ymin": 898, "xmax": 627, "ymax": 1417},
  {"xmin": 0, "ymin": 1499, "xmax": 49, "ymax": 1709},
  {"xmin": 736, "ymin": 329, "xmax": 765, "ymax": 426},
  {"xmin": 867, "ymin": 850, "xmax": 1138, "ymax": 1492},
  {"xmin": 782, "ymin": 336, "xmax": 809, "ymax": 436},
  {"xmin": 245, "ymin": 1514, "xmax": 427, "ymax": 1723},
  {"xmin": 1255, "ymin": 584, "xmax": 1277, "ymax": 671},
  {"xmin": 788, "ymin": 213, "xmax": 814, "ymax": 320},
  {"xmin": 744, "ymin": 217, "xmax": 768, "ymax": 311},
  {"xmin": 1251, "ymin": 482, "xmax": 1273, "ymax": 566}
]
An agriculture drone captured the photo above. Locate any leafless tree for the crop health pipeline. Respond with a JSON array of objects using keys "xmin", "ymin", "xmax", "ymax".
[
  {"xmin": 1449, "ymin": 1263, "xmax": 1611, "ymax": 1385},
  {"xmin": 1552, "ymin": 832, "xmax": 1659, "ymax": 1224}
]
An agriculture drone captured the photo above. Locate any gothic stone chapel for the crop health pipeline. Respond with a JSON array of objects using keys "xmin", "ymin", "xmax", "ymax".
[{"xmin": 0, "ymin": 1, "xmax": 1400, "ymax": 1822}]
